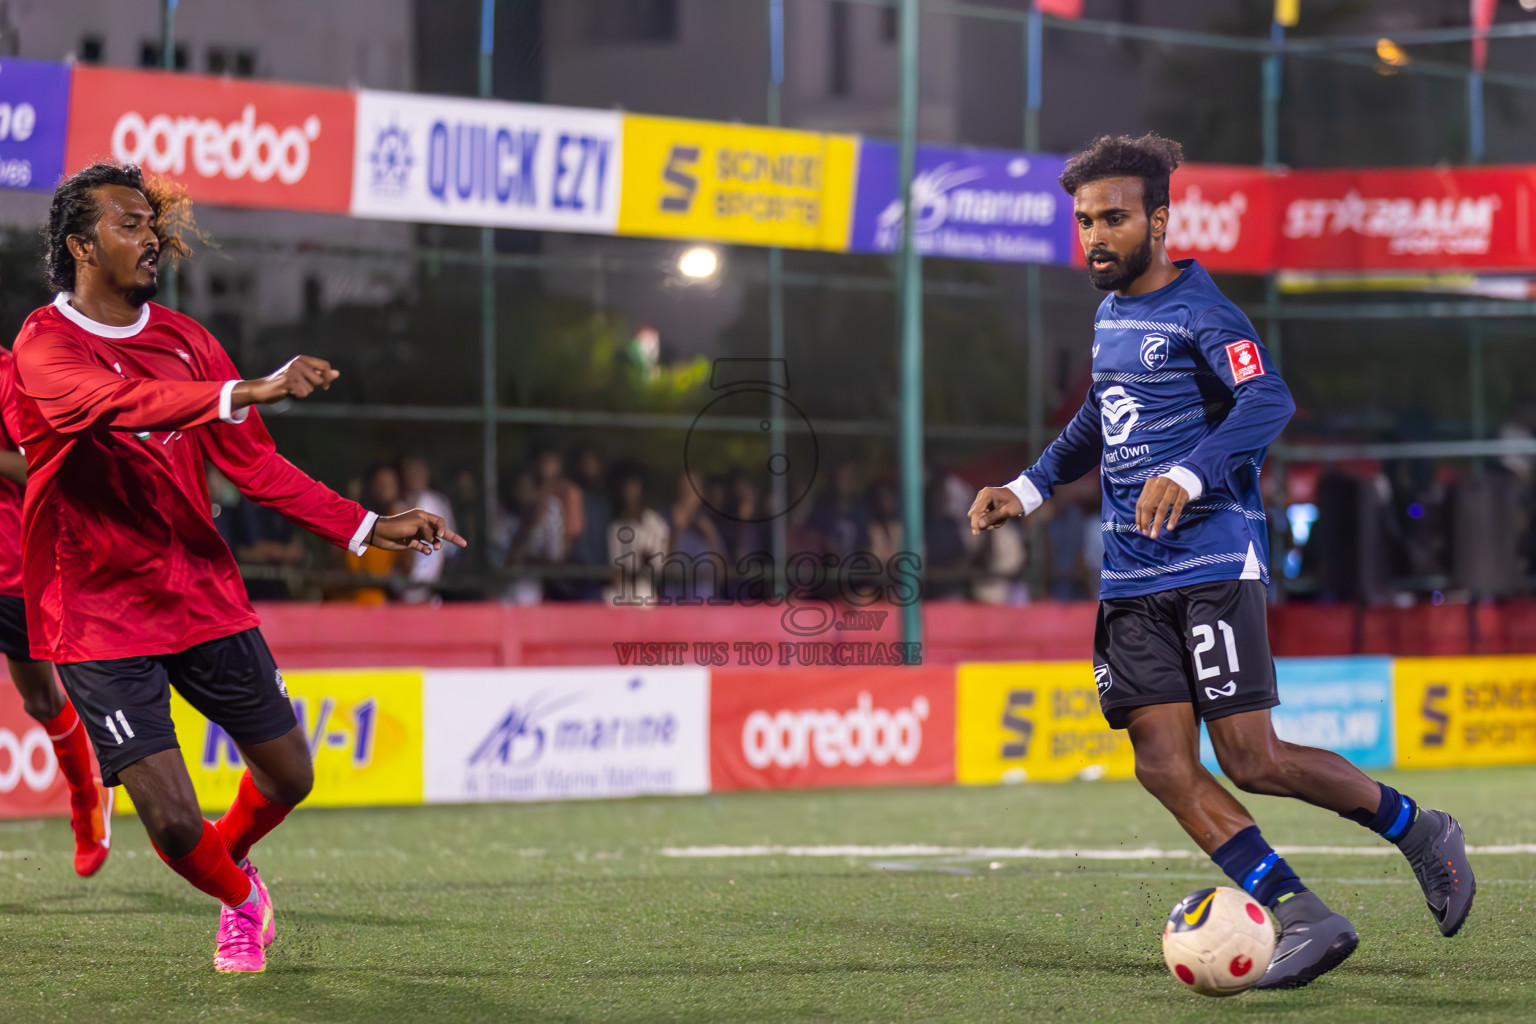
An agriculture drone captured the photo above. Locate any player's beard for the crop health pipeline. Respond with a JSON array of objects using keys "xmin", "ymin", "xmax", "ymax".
[
  {"xmin": 125, "ymin": 278, "xmax": 159, "ymax": 307},
  {"xmin": 1086, "ymin": 228, "xmax": 1153, "ymax": 292}
]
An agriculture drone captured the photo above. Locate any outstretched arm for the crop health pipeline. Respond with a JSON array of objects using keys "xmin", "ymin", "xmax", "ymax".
[{"xmin": 970, "ymin": 388, "xmax": 1102, "ymax": 534}]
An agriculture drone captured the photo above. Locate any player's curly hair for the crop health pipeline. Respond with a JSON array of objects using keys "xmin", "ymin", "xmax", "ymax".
[
  {"xmin": 44, "ymin": 162, "xmax": 199, "ymax": 293},
  {"xmin": 1058, "ymin": 133, "xmax": 1184, "ymax": 216}
]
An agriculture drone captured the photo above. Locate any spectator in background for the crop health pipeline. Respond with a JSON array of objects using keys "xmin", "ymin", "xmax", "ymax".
[
  {"xmin": 809, "ymin": 460, "xmax": 870, "ymax": 561},
  {"xmin": 605, "ymin": 465, "xmax": 669, "ymax": 605},
  {"xmin": 208, "ymin": 463, "xmax": 304, "ymax": 601},
  {"xmin": 923, "ymin": 476, "xmax": 969, "ymax": 600},
  {"xmin": 399, "ymin": 454, "xmax": 457, "ymax": 605},
  {"xmin": 498, "ymin": 469, "xmax": 546, "ymax": 605},
  {"xmin": 534, "ymin": 447, "xmax": 585, "ymax": 600},
  {"xmin": 450, "ymin": 467, "xmax": 483, "ymax": 554},
  {"xmin": 666, "ymin": 470, "xmax": 723, "ymax": 601},
  {"xmin": 1045, "ymin": 502, "xmax": 1088, "ymax": 601},
  {"xmin": 344, "ymin": 463, "xmax": 406, "ymax": 604},
  {"xmin": 566, "ymin": 446, "xmax": 610, "ymax": 599},
  {"xmin": 867, "ymin": 479, "xmax": 902, "ymax": 565}
]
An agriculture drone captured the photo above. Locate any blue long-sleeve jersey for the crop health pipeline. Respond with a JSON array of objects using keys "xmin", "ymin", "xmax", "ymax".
[{"xmin": 1007, "ymin": 259, "xmax": 1294, "ymax": 599}]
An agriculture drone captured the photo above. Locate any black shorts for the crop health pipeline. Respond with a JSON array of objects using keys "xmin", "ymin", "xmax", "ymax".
[
  {"xmin": 0, "ymin": 594, "xmax": 37, "ymax": 663},
  {"xmin": 1093, "ymin": 579, "xmax": 1279, "ymax": 730},
  {"xmin": 56, "ymin": 628, "xmax": 296, "ymax": 787}
]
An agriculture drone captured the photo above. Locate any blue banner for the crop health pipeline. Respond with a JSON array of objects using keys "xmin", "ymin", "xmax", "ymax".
[
  {"xmin": 1201, "ymin": 657, "xmax": 1395, "ymax": 771},
  {"xmin": 848, "ymin": 140, "xmax": 1076, "ymax": 264},
  {"xmin": 0, "ymin": 59, "xmax": 69, "ymax": 192}
]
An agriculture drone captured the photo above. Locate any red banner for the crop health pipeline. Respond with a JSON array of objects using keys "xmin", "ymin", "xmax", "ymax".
[
  {"xmin": 1167, "ymin": 163, "xmax": 1276, "ymax": 275},
  {"xmin": 64, "ymin": 66, "xmax": 354, "ymax": 214},
  {"xmin": 1274, "ymin": 166, "xmax": 1536, "ymax": 272},
  {"xmin": 710, "ymin": 666, "xmax": 955, "ymax": 791},
  {"xmin": 0, "ymin": 681, "xmax": 72, "ymax": 820}
]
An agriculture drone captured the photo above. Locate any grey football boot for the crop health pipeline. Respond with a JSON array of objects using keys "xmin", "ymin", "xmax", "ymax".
[
  {"xmin": 1396, "ymin": 808, "xmax": 1476, "ymax": 937},
  {"xmin": 1253, "ymin": 891, "xmax": 1359, "ymax": 991}
]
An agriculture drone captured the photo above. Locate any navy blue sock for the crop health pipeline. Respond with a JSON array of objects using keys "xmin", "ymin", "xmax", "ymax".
[
  {"xmin": 1341, "ymin": 783, "xmax": 1417, "ymax": 842},
  {"xmin": 1210, "ymin": 825, "xmax": 1308, "ymax": 908}
]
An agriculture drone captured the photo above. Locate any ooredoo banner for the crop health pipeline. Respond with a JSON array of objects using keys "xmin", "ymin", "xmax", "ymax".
[
  {"xmin": 0, "ymin": 680, "xmax": 77, "ymax": 820},
  {"xmin": 0, "ymin": 59, "xmax": 70, "ymax": 192},
  {"xmin": 1167, "ymin": 163, "xmax": 1276, "ymax": 275},
  {"xmin": 1274, "ymin": 166, "xmax": 1536, "ymax": 271},
  {"xmin": 351, "ymin": 89, "xmax": 621, "ymax": 233},
  {"xmin": 423, "ymin": 667, "xmax": 710, "ymax": 803},
  {"xmin": 710, "ymin": 666, "xmax": 955, "ymax": 791},
  {"xmin": 64, "ymin": 65, "xmax": 354, "ymax": 213},
  {"xmin": 849, "ymin": 142, "xmax": 1075, "ymax": 264}
]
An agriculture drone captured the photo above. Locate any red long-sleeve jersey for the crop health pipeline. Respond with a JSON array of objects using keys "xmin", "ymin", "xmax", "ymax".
[
  {"xmin": 11, "ymin": 295, "xmax": 377, "ymax": 662},
  {"xmin": 0, "ymin": 350, "xmax": 26, "ymax": 597}
]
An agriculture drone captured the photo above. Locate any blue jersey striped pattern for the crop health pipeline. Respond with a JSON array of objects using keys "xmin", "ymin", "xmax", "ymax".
[{"xmin": 1008, "ymin": 260, "xmax": 1295, "ymax": 599}]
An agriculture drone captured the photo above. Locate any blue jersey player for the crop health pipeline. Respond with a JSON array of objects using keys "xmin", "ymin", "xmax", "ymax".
[{"xmin": 968, "ymin": 134, "xmax": 1475, "ymax": 989}]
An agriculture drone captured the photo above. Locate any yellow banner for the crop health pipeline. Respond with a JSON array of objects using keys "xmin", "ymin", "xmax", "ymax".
[
  {"xmin": 617, "ymin": 114, "xmax": 856, "ymax": 250},
  {"xmin": 121, "ymin": 669, "xmax": 423, "ymax": 813},
  {"xmin": 1394, "ymin": 657, "xmax": 1536, "ymax": 769},
  {"xmin": 957, "ymin": 662, "xmax": 1134, "ymax": 784}
]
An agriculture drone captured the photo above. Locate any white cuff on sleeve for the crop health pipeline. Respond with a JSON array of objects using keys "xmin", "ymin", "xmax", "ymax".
[
  {"xmin": 348, "ymin": 512, "xmax": 380, "ymax": 555},
  {"xmin": 1002, "ymin": 474, "xmax": 1045, "ymax": 516},
  {"xmin": 218, "ymin": 381, "xmax": 250, "ymax": 424},
  {"xmin": 1163, "ymin": 466, "xmax": 1204, "ymax": 501}
]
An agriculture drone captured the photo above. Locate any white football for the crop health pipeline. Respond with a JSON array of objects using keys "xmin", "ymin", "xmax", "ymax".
[{"xmin": 1162, "ymin": 886, "xmax": 1276, "ymax": 997}]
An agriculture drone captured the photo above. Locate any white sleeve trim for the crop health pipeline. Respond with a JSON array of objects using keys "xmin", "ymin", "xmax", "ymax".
[
  {"xmin": 1163, "ymin": 465, "xmax": 1204, "ymax": 501},
  {"xmin": 1002, "ymin": 474, "xmax": 1045, "ymax": 516},
  {"xmin": 348, "ymin": 512, "xmax": 380, "ymax": 555},
  {"xmin": 218, "ymin": 381, "xmax": 250, "ymax": 424}
]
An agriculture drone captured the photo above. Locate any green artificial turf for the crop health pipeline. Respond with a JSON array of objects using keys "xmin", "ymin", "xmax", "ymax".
[{"xmin": 1, "ymin": 766, "xmax": 1532, "ymax": 1023}]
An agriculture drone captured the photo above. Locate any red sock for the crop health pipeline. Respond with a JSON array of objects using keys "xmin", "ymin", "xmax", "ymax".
[
  {"xmin": 41, "ymin": 703, "xmax": 96, "ymax": 808},
  {"xmin": 215, "ymin": 770, "xmax": 293, "ymax": 864},
  {"xmin": 153, "ymin": 819, "xmax": 254, "ymax": 907}
]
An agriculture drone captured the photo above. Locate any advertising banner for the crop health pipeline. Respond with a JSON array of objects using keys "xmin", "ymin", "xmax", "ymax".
[
  {"xmin": 64, "ymin": 65, "xmax": 354, "ymax": 213},
  {"xmin": 1198, "ymin": 657, "xmax": 1395, "ymax": 772},
  {"xmin": 120, "ymin": 669, "xmax": 424, "ymax": 814},
  {"xmin": 957, "ymin": 662, "xmax": 1133, "ymax": 784},
  {"xmin": 351, "ymin": 90, "xmax": 621, "ymax": 233},
  {"xmin": 710, "ymin": 666, "xmax": 955, "ymax": 791},
  {"xmin": 1167, "ymin": 163, "xmax": 1277, "ymax": 275},
  {"xmin": 1395, "ymin": 656, "xmax": 1536, "ymax": 769},
  {"xmin": 1274, "ymin": 166, "xmax": 1536, "ymax": 271},
  {"xmin": 617, "ymin": 114, "xmax": 856, "ymax": 250},
  {"xmin": 423, "ymin": 667, "xmax": 710, "ymax": 803},
  {"xmin": 849, "ymin": 142, "xmax": 1074, "ymax": 265},
  {"xmin": 0, "ymin": 680, "xmax": 77, "ymax": 820},
  {"xmin": 0, "ymin": 59, "xmax": 70, "ymax": 192}
]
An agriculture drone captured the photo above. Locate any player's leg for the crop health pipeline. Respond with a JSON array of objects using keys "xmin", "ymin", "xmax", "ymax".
[
  {"xmin": 167, "ymin": 628, "xmax": 305, "ymax": 963},
  {"xmin": 9, "ymin": 657, "xmax": 111, "ymax": 875},
  {"xmin": 1098, "ymin": 591, "xmax": 1356, "ymax": 989},
  {"xmin": 1196, "ymin": 579, "xmax": 1475, "ymax": 938},
  {"xmin": 0, "ymin": 593, "xmax": 110, "ymax": 874},
  {"xmin": 57, "ymin": 656, "xmax": 264, "ymax": 972}
]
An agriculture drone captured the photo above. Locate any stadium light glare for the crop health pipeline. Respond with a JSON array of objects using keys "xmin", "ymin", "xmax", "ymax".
[
  {"xmin": 679, "ymin": 247, "xmax": 719, "ymax": 279},
  {"xmin": 1375, "ymin": 37, "xmax": 1409, "ymax": 66},
  {"xmin": 1523, "ymin": 0, "xmax": 1536, "ymax": 12}
]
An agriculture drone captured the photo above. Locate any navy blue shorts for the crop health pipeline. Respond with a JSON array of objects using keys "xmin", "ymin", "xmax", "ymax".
[
  {"xmin": 0, "ymin": 593, "xmax": 37, "ymax": 663},
  {"xmin": 56, "ymin": 628, "xmax": 297, "ymax": 787}
]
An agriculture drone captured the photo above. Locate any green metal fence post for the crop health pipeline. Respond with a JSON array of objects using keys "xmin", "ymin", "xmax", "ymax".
[
  {"xmin": 159, "ymin": 0, "xmax": 180, "ymax": 310},
  {"xmin": 480, "ymin": 0, "xmax": 499, "ymax": 571},
  {"xmin": 768, "ymin": 0, "xmax": 787, "ymax": 597},
  {"xmin": 897, "ymin": 0, "xmax": 924, "ymax": 650}
]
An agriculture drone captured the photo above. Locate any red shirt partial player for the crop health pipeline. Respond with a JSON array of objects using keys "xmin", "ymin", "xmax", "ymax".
[
  {"xmin": 10, "ymin": 296, "xmax": 375, "ymax": 661},
  {"xmin": 0, "ymin": 349, "xmax": 27, "ymax": 597}
]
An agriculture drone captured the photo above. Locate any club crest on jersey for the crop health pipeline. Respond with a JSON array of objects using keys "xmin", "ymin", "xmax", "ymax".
[
  {"xmin": 1100, "ymin": 386, "xmax": 1142, "ymax": 445},
  {"xmin": 1094, "ymin": 664, "xmax": 1113, "ymax": 694},
  {"xmin": 1139, "ymin": 333, "xmax": 1169, "ymax": 370}
]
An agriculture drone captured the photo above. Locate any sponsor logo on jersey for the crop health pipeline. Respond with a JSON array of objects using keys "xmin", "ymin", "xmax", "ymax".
[
  {"xmin": 1093, "ymin": 664, "xmax": 1113, "ymax": 695},
  {"xmin": 1139, "ymin": 333, "xmax": 1169, "ymax": 370},
  {"xmin": 1100, "ymin": 386, "xmax": 1142, "ymax": 445},
  {"xmin": 1225, "ymin": 340, "xmax": 1265, "ymax": 384},
  {"xmin": 1204, "ymin": 681, "xmax": 1238, "ymax": 701}
]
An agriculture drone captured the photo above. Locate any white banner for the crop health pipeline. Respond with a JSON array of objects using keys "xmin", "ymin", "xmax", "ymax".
[
  {"xmin": 423, "ymin": 668, "xmax": 709, "ymax": 803},
  {"xmin": 350, "ymin": 89, "xmax": 622, "ymax": 233}
]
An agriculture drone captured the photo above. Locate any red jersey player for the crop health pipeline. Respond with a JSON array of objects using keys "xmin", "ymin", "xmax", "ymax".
[
  {"xmin": 0, "ymin": 348, "xmax": 112, "ymax": 875},
  {"xmin": 11, "ymin": 163, "xmax": 464, "ymax": 973}
]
